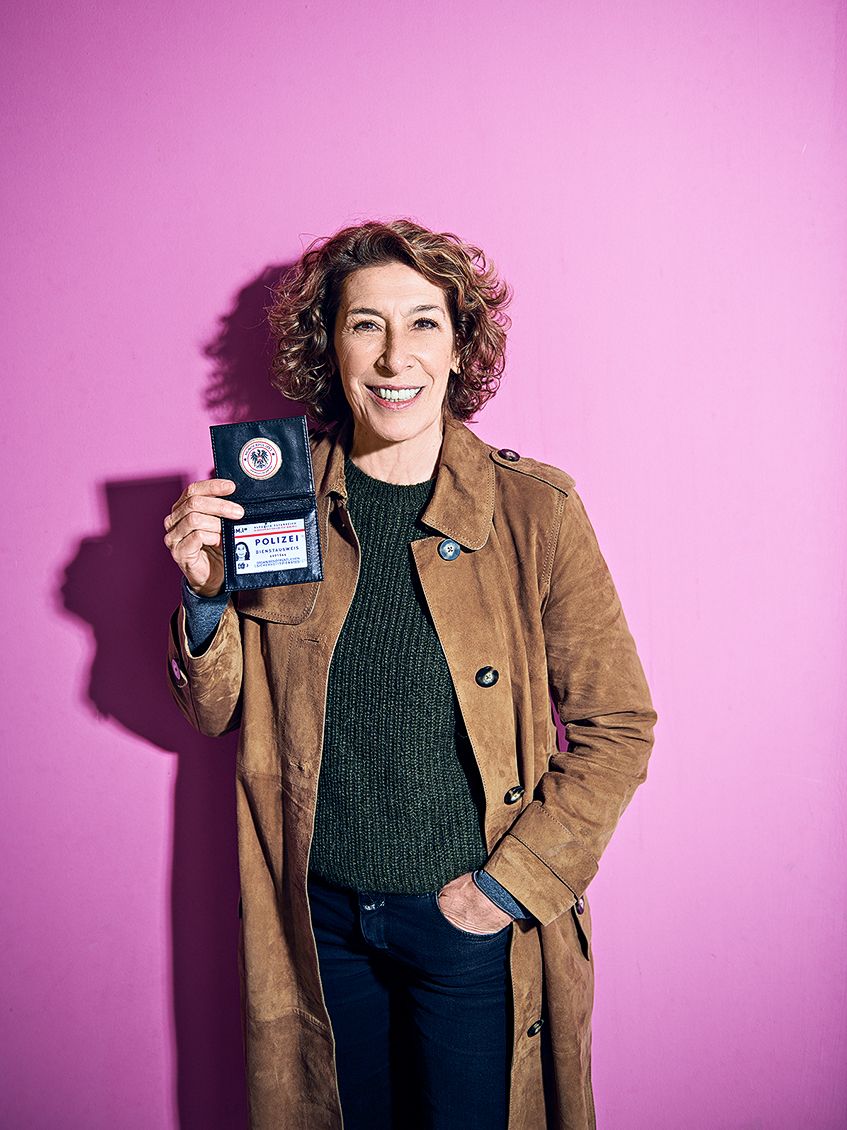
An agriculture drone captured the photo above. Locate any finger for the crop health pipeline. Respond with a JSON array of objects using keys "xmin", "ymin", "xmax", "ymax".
[
  {"xmin": 164, "ymin": 512, "xmax": 228, "ymax": 550},
  {"xmin": 169, "ymin": 526, "xmax": 222, "ymax": 564},
  {"xmin": 165, "ymin": 492, "xmax": 244, "ymax": 531},
  {"xmin": 166, "ymin": 479, "xmax": 238, "ymax": 524},
  {"xmin": 165, "ymin": 519, "xmax": 221, "ymax": 554},
  {"xmin": 186, "ymin": 478, "xmax": 237, "ymax": 498}
]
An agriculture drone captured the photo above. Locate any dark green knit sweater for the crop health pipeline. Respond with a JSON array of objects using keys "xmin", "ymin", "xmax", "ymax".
[{"xmin": 307, "ymin": 454, "xmax": 489, "ymax": 893}]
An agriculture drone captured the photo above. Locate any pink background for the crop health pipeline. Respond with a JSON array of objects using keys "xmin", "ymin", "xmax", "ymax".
[{"xmin": 3, "ymin": 2, "xmax": 845, "ymax": 1127}]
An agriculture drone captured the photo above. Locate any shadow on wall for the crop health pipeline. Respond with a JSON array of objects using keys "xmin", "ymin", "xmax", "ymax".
[
  {"xmin": 60, "ymin": 262, "xmax": 304, "ymax": 1130},
  {"xmin": 204, "ymin": 262, "xmax": 298, "ymax": 424}
]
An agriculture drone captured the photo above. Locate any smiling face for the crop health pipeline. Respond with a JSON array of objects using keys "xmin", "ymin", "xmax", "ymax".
[{"xmin": 332, "ymin": 261, "xmax": 459, "ymax": 450}]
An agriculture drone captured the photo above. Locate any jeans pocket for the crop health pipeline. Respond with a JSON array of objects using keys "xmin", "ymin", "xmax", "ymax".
[{"xmin": 429, "ymin": 891, "xmax": 511, "ymax": 941}]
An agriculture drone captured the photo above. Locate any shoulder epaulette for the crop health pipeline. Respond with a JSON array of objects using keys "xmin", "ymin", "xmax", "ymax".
[{"xmin": 488, "ymin": 445, "xmax": 575, "ymax": 494}]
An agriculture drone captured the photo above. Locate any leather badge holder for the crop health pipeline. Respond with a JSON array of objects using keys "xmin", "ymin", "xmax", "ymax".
[{"xmin": 210, "ymin": 415, "xmax": 323, "ymax": 592}]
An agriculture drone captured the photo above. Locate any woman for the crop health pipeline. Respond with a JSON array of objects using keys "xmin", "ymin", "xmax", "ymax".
[{"xmin": 163, "ymin": 218, "xmax": 657, "ymax": 1130}]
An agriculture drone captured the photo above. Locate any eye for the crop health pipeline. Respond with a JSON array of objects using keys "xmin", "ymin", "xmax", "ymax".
[
  {"xmin": 351, "ymin": 319, "xmax": 380, "ymax": 332},
  {"xmin": 414, "ymin": 318, "xmax": 439, "ymax": 329}
]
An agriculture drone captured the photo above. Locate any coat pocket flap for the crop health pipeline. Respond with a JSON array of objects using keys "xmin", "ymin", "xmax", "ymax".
[{"xmin": 235, "ymin": 580, "xmax": 320, "ymax": 624}]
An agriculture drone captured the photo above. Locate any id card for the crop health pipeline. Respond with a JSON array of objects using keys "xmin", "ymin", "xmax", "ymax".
[
  {"xmin": 210, "ymin": 415, "xmax": 323, "ymax": 592},
  {"xmin": 233, "ymin": 518, "xmax": 308, "ymax": 575}
]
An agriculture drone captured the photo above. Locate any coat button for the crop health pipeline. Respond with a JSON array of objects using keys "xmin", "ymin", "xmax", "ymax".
[
  {"xmin": 169, "ymin": 657, "xmax": 188, "ymax": 687},
  {"xmin": 504, "ymin": 785, "xmax": 525, "ymax": 804},
  {"xmin": 437, "ymin": 538, "xmax": 461, "ymax": 560},
  {"xmin": 575, "ymin": 897, "xmax": 585, "ymax": 915},
  {"xmin": 475, "ymin": 665, "xmax": 499, "ymax": 686},
  {"xmin": 527, "ymin": 1019, "xmax": 544, "ymax": 1037},
  {"xmin": 497, "ymin": 448, "xmax": 520, "ymax": 461}
]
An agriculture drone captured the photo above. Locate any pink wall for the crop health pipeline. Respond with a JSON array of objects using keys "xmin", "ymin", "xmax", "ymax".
[{"xmin": 3, "ymin": 2, "xmax": 845, "ymax": 1126}]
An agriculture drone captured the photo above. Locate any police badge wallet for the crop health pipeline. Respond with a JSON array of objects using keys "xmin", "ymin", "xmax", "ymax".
[{"xmin": 210, "ymin": 415, "xmax": 323, "ymax": 592}]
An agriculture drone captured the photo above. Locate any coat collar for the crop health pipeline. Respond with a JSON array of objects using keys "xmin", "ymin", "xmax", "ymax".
[{"xmin": 312, "ymin": 413, "xmax": 495, "ymax": 550}]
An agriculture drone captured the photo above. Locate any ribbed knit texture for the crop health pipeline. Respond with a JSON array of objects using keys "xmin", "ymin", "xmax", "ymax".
[{"xmin": 308, "ymin": 454, "xmax": 489, "ymax": 893}]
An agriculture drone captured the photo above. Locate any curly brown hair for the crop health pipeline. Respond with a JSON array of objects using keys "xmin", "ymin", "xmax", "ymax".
[{"xmin": 266, "ymin": 218, "xmax": 512, "ymax": 429}]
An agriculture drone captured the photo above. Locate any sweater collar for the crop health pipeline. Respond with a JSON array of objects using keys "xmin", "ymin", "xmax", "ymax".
[{"xmin": 313, "ymin": 412, "xmax": 495, "ymax": 551}]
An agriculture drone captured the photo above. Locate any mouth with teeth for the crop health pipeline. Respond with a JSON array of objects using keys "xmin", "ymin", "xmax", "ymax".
[{"xmin": 366, "ymin": 385, "xmax": 424, "ymax": 409}]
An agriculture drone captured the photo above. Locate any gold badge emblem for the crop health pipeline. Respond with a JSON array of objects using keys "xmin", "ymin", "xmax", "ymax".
[{"xmin": 239, "ymin": 437, "xmax": 283, "ymax": 480}]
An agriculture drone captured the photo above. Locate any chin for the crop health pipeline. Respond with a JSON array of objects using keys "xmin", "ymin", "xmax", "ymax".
[{"xmin": 370, "ymin": 418, "xmax": 424, "ymax": 441}]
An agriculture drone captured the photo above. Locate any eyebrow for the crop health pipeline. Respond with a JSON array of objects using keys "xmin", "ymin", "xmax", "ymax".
[{"xmin": 346, "ymin": 304, "xmax": 444, "ymax": 317}]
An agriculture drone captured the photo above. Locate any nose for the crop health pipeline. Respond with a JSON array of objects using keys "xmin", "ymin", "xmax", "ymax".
[{"xmin": 378, "ymin": 327, "xmax": 413, "ymax": 376}]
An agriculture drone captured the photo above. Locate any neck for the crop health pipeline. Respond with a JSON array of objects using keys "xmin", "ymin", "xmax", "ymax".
[{"xmin": 348, "ymin": 416, "xmax": 446, "ymax": 484}]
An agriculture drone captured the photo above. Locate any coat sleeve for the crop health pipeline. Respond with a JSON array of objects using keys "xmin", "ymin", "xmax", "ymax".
[
  {"xmin": 166, "ymin": 596, "xmax": 244, "ymax": 737},
  {"xmin": 483, "ymin": 486, "xmax": 658, "ymax": 926}
]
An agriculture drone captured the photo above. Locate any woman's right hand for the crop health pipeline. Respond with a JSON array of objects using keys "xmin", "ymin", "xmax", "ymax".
[{"xmin": 163, "ymin": 478, "xmax": 244, "ymax": 597}]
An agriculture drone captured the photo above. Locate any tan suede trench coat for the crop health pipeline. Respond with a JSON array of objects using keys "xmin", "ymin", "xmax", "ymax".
[{"xmin": 166, "ymin": 411, "xmax": 657, "ymax": 1130}]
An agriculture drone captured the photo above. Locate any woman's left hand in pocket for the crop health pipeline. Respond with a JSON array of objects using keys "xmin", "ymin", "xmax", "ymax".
[{"xmin": 436, "ymin": 871, "xmax": 514, "ymax": 934}]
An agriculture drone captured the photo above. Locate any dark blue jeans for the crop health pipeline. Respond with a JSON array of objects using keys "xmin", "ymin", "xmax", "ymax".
[{"xmin": 307, "ymin": 870, "xmax": 512, "ymax": 1130}]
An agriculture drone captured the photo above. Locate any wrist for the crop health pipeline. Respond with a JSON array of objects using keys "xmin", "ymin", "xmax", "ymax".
[
  {"xmin": 183, "ymin": 575, "xmax": 224, "ymax": 600},
  {"xmin": 472, "ymin": 868, "xmax": 532, "ymax": 920}
]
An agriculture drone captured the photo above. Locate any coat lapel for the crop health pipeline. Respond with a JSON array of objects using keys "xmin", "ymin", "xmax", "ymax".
[{"xmin": 315, "ymin": 412, "xmax": 496, "ymax": 550}]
